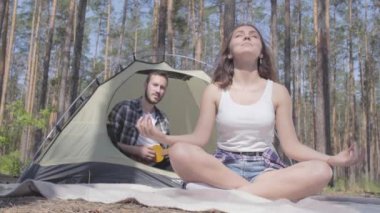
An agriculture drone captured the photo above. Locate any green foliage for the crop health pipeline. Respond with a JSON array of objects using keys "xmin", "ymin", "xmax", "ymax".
[
  {"xmin": 0, "ymin": 151, "xmax": 22, "ymax": 176},
  {"xmin": 325, "ymin": 177, "xmax": 380, "ymax": 196},
  {"xmin": 6, "ymin": 100, "xmax": 51, "ymax": 129},
  {"xmin": 0, "ymin": 101, "xmax": 52, "ymax": 175}
]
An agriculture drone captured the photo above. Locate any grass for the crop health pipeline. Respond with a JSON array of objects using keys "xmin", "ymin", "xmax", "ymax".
[{"xmin": 324, "ymin": 178, "xmax": 380, "ymax": 197}]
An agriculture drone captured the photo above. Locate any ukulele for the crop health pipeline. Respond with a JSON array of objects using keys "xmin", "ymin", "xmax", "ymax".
[{"xmin": 151, "ymin": 144, "xmax": 169, "ymax": 163}]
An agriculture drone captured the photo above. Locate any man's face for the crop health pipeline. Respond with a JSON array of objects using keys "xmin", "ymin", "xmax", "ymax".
[{"xmin": 144, "ymin": 74, "xmax": 168, "ymax": 105}]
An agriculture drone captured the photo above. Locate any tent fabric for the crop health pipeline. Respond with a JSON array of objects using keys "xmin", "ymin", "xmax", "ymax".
[
  {"xmin": 0, "ymin": 180, "xmax": 364, "ymax": 213},
  {"xmin": 18, "ymin": 60, "xmax": 214, "ymax": 186}
]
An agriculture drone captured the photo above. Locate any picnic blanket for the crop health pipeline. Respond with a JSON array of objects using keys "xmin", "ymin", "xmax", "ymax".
[{"xmin": 0, "ymin": 180, "xmax": 365, "ymax": 212}]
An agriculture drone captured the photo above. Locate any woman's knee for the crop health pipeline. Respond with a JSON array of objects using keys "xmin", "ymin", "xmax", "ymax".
[
  {"xmin": 169, "ymin": 143, "xmax": 198, "ymax": 164},
  {"xmin": 307, "ymin": 160, "xmax": 333, "ymax": 184}
]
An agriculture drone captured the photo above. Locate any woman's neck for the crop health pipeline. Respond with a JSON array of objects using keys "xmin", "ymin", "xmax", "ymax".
[{"xmin": 233, "ymin": 66, "xmax": 261, "ymax": 86}]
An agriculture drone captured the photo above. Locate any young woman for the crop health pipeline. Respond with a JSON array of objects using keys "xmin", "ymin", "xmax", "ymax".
[{"xmin": 136, "ymin": 24, "xmax": 362, "ymax": 201}]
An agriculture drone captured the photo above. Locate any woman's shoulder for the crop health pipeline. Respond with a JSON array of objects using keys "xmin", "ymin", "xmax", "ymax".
[
  {"xmin": 206, "ymin": 83, "xmax": 223, "ymax": 93},
  {"xmin": 272, "ymin": 82, "xmax": 289, "ymax": 95},
  {"xmin": 204, "ymin": 83, "xmax": 223, "ymax": 101},
  {"xmin": 272, "ymin": 82, "xmax": 291, "ymax": 106}
]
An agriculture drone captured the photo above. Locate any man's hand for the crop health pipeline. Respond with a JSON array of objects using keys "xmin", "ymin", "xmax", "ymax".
[
  {"xmin": 136, "ymin": 145, "xmax": 156, "ymax": 162},
  {"xmin": 117, "ymin": 142, "xmax": 156, "ymax": 163}
]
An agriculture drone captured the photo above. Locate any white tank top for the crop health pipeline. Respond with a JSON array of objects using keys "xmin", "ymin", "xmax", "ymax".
[{"xmin": 216, "ymin": 80, "xmax": 275, "ymax": 152}]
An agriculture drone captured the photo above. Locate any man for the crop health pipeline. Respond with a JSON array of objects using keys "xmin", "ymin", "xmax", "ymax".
[{"xmin": 107, "ymin": 71, "xmax": 171, "ymax": 169}]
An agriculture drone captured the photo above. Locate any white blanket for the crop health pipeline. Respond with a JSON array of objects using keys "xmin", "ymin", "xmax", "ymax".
[{"xmin": 0, "ymin": 180, "xmax": 359, "ymax": 213}]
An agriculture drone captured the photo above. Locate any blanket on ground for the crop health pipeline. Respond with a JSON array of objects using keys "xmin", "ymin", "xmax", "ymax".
[{"xmin": 0, "ymin": 180, "xmax": 363, "ymax": 212}]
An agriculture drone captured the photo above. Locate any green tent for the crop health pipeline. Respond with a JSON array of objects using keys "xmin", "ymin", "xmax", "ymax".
[{"xmin": 18, "ymin": 60, "xmax": 215, "ymax": 187}]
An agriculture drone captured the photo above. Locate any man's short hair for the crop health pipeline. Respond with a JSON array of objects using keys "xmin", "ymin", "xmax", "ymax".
[{"xmin": 145, "ymin": 71, "xmax": 169, "ymax": 85}]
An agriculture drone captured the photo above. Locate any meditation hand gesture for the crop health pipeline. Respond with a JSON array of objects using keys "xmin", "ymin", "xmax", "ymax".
[{"xmin": 327, "ymin": 143, "xmax": 364, "ymax": 167}]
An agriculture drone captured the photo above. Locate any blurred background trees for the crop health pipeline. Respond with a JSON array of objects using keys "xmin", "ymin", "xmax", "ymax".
[{"xmin": 0, "ymin": 0, "xmax": 378, "ymax": 193}]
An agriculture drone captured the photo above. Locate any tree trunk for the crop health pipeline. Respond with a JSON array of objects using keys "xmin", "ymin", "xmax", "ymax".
[
  {"xmin": 39, "ymin": 0, "xmax": 57, "ymax": 115},
  {"xmin": 218, "ymin": 0, "xmax": 224, "ymax": 48},
  {"xmin": 366, "ymin": 35, "xmax": 377, "ymax": 181},
  {"xmin": 270, "ymin": 0, "xmax": 278, "ymax": 74},
  {"xmin": 117, "ymin": 0, "xmax": 128, "ymax": 64},
  {"xmin": 70, "ymin": 0, "xmax": 87, "ymax": 106},
  {"xmin": 131, "ymin": 0, "xmax": 140, "ymax": 56},
  {"xmin": 0, "ymin": 0, "xmax": 17, "ymax": 124},
  {"xmin": 166, "ymin": 0, "xmax": 174, "ymax": 56},
  {"xmin": 347, "ymin": 0, "xmax": 357, "ymax": 185},
  {"xmin": 294, "ymin": 0, "xmax": 302, "ymax": 137},
  {"xmin": 0, "ymin": 0, "xmax": 9, "ymax": 107},
  {"xmin": 92, "ymin": 15, "xmax": 102, "ymax": 71},
  {"xmin": 331, "ymin": 1, "xmax": 341, "ymax": 182},
  {"xmin": 0, "ymin": 0, "xmax": 7, "ymax": 41},
  {"xmin": 358, "ymin": 46, "xmax": 367, "ymax": 179},
  {"xmin": 223, "ymin": 0, "xmax": 235, "ymax": 48},
  {"xmin": 152, "ymin": 0, "xmax": 159, "ymax": 61},
  {"xmin": 188, "ymin": 0, "xmax": 194, "ymax": 65},
  {"xmin": 194, "ymin": 0, "xmax": 203, "ymax": 69},
  {"xmin": 25, "ymin": 0, "xmax": 40, "ymax": 115},
  {"xmin": 34, "ymin": 0, "xmax": 58, "ymax": 149},
  {"xmin": 104, "ymin": 0, "xmax": 111, "ymax": 80},
  {"xmin": 362, "ymin": 0, "xmax": 377, "ymax": 182},
  {"xmin": 156, "ymin": 0, "xmax": 167, "ymax": 62},
  {"xmin": 20, "ymin": 0, "xmax": 42, "ymax": 162},
  {"xmin": 284, "ymin": 0, "xmax": 291, "ymax": 91},
  {"xmin": 315, "ymin": 0, "xmax": 330, "ymax": 155},
  {"xmin": 57, "ymin": 0, "xmax": 75, "ymax": 118}
]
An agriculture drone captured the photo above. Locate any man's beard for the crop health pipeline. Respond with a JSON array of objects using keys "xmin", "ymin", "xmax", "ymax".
[{"xmin": 145, "ymin": 90, "xmax": 160, "ymax": 105}]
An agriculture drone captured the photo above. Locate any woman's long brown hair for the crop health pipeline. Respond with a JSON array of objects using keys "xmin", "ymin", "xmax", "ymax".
[{"xmin": 212, "ymin": 24, "xmax": 277, "ymax": 89}]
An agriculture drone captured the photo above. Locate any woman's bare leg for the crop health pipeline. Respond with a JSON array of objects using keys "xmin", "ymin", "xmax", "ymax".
[
  {"xmin": 170, "ymin": 143, "xmax": 332, "ymax": 201},
  {"xmin": 239, "ymin": 160, "xmax": 333, "ymax": 201},
  {"xmin": 169, "ymin": 143, "xmax": 249, "ymax": 189}
]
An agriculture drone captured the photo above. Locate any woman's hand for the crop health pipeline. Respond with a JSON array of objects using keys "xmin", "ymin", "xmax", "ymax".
[
  {"xmin": 135, "ymin": 114, "xmax": 163, "ymax": 141},
  {"xmin": 327, "ymin": 143, "xmax": 364, "ymax": 167}
]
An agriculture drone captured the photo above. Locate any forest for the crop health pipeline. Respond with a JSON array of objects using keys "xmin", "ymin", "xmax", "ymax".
[{"xmin": 0, "ymin": 0, "xmax": 379, "ymax": 193}]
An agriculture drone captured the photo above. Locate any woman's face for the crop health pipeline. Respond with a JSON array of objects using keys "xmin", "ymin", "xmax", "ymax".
[{"xmin": 228, "ymin": 25, "xmax": 263, "ymax": 60}]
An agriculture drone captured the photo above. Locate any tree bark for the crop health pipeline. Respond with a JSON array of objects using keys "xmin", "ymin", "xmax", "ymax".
[
  {"xmin": 156, "ymin": 0, "xmax": 167, "ymax": 62},
  {"xmin": 92, "ymin": 15, "xmax": 102, "ymax": 71},
  {"xmin": 31, "ymin": 0, "xmax": 54, "ymax": 150},
  {"xmin": 0, "ymin": 0, "xmax": 7, "ymax": 46},
  {"xmin": 294, "ymin": 0, "xmax": 302, "ymax": 137},
  {"xmin": 218, "ymin": 0, "xmax": 224, "ymax": 48},
  {"xmin": 194, "ymin": 0, "xmax": 204, "ymax": 69},
  {"xmin": 223, "ymin": 0, "xmax": 235, "ymax": 48},
  {"xmin": 0, "ymin": 0, "xmax": 17, "ymax": 124},
  {"xmin": 331, "ymin": 1, "xmax": 340, "ymax": 181},
  {"xmin": 104, "ymin": 0, "xmax": 111, "ymax": 80},
  {"xmin": 70, "ymin": 0, "xmax": 87, "ymax": 107},
  {"xmin": 21, "ymin": 0, "xmax": 42, "ymax": 162},
  {"xmin": 39, "ymin": 0, "xmax": 57, "ymax": 115},
  {"xmin": 284, "ymin": 0, "xmax": 291, "ymax": 92},
  {"xmin": 346, "ymin": 0, "xmax": 357, "ymax": 185},
  {"xmin": 117, "ymin": 0, "xmax": 128, "ymax": 64},
  {"xmin": 57, "ymin": 0, "xmax": 75, "ymax": 118},
  {"xmin": 0, "ymin": 0, "xmax": 8, "ymax": 107},
  {"xmin": 152, "ymin": 0, "xmax": 159, "ymax": 61},
  {"xmin": 315, "ymin": 0, "xmax": 330, "ymax": 155},
  {"xmin": 166, "ymin": 0, "xmax": 174, "ymax": 56},
  {"xmin": 270, "ymin": 0, "xmax": 278, "ymax": 74}
]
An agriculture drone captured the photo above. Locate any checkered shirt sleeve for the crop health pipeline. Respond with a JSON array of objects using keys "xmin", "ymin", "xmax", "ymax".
[{"xmin": 107, "ymin": 100, "xmax": 141, "ymax": 145}]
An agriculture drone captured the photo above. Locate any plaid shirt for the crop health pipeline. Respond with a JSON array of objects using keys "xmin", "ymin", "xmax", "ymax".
[
  {"xmin": 107, "ymin": 97, "xmax": 170, "ymax": 148},
  {"xmin": 262, "ymin": 148, "xmax": 287, "ymax": 169}
]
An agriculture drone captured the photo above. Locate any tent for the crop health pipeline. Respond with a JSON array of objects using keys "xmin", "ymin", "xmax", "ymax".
[{"xmin": 17, "ymin": 60, "xmax": 216, "ymax": 187}]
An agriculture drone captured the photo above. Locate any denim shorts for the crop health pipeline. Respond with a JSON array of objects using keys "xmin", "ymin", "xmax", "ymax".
[{"xmin": 214, "ymin": 148, "xmax": 287, "ymax": 182}]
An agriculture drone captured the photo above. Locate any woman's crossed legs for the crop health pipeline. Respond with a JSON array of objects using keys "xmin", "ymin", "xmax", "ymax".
[{"xmin": 169, "ymin": 143, "xmax": 332, "ymax": 201}]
